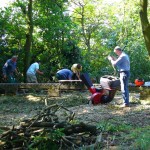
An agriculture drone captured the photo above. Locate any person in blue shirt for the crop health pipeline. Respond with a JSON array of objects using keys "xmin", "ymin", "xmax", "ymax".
[
  {"xmin": 26, "ymin": 61, "xmax": 44, "ymax": 83},
  {"xmin": 2, "ymin": 56, "xmax": 18, "ymax": 83},
  {"xmin": 108, "ymin": 46, "xmax": 130, "ymax": 107},
  {"xmin": 56, "ymin": 69, "xmax": 73, "ymax": 80}
]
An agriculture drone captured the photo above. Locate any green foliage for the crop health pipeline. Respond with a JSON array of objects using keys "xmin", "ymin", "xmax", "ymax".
[
  {"xmin": 29, "ymin": 128, "xmax": 65, "ymax": 150},
  {"xmin": 0, "ymin": 0, "xmax": 150, "ymax": 82},
  {"xmin": 97, "ymin": 121, "xmax": 132, "ymax": 133},
  {"xmin": 126, "ymin": 126, "xmax": 150, "ymax": 150},
  {"xmin": 129, "ymin": 45, "xmax": 150, "ymax": 81},
  {"xmin": 0, "ymin": 129, "xmax": 4, "ymax": 134}
]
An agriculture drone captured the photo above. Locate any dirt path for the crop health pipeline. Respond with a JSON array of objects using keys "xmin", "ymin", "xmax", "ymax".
[
  {"xmin": 0, "ymin": 91, "xmax": 149, "ymax": 127},
  {"xmin": 0, "ymin": 91, "xmax": 150, "ymax": 149}
]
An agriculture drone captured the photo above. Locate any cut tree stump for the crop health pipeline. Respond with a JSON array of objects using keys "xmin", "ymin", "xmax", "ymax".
[{"xmin": 129, "ymin": 83, "xmax": 150, "ymax": 100}]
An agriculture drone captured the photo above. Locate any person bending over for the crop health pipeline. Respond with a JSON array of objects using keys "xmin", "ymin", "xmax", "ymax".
[
  {"xmin": 56, "ymin": 69, "xmax": 73, "ymax": 80},
  {"xmin": 71, "ymin": 63, "xmax": 82, "ymax": 80},
  {"xmin": 26, "ymin": 60, "xmax": 44, "ymax": 83}
]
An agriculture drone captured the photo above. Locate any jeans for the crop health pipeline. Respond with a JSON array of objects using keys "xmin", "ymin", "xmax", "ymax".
[
  {"xmin": 120, "ymin": 71, "xmax": 130, "ymax": 105},
  {"xmin": 56, "ymin": 73, "xmax": 66, "ymax": 80},
  {"xmin": 7, "ymin": 74, "xmax": 16, "ymax": 83}
]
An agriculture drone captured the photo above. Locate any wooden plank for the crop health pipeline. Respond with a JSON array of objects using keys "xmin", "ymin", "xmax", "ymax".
[
  {"xmin": 0, "ymin": 81, "xmax": 86, "ymax": 96},
  {"xmin": 0, "ymin": 83, "xmax": 60, "ymax": 89},
  {"xmin": 0, "ymin": 83, "xmax": 61, "ymax": 96},
  {"xmin": 59, "ymin": 80, "xmax": 82, "ymax": 82}
]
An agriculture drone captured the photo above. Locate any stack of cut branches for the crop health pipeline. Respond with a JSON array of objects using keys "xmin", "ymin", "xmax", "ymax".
[{"xmin": 0, "ymin": 104, "xmax": 101, "ymax": 150}]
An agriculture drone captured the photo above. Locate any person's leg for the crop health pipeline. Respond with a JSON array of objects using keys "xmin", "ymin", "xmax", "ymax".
[
  {"xmin": 7, "ymin": 74, "xmax": 16, "ymax": 83},
  {"xmin": 30, "ymin": 75, "xmax": 38, "ymax": 83},
  {"xmin": 27, "ymin": 74, "xmax": 31, "ymax": 83},
  {"xmin": 27, "ymin": 74, "xmax": 37, "ymax": 83},
  {"xmin": 120, "ymin": 72, "xmax": 130, "ymax": 106}
]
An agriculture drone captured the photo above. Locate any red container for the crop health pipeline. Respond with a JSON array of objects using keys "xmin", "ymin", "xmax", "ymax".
[{"xmin": 134, "ymin": 79, "xmax": 144, "ymax": 86}]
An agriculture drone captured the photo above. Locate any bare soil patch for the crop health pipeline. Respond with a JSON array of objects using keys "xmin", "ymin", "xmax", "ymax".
[{"xmin": 0, "ymin": 90, "xmax": 150, "ymax": 149}]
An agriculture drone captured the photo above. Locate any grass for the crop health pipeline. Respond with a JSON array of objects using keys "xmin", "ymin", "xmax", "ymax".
[
  {"xmin": 0, "ymin": 91, "xmax": 150, "ymax": 149},
  {"xmin": 96, "ymin": 121, "xmax": 150, "ymax": 150},
  {"xmin": 97, "ymin": 120, "xmax": 132, "ymax": 133},
  {"xmin": 126, "ymin": 126, "xmax": 150, "ymax": 150}
]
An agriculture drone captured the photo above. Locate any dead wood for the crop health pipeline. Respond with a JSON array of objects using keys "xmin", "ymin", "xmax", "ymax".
[{"xmin": 0, "ymin": 104, "xmax": 99, "ymax": 149}]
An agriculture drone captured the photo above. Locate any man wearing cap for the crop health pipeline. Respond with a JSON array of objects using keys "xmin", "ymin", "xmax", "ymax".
[
  {"xmin": 108, "ymin": 46, "xmax": 130, "ymax": 107},
  {"xmin": 26, "ymin": 61, "xmax": 44, "ymax": 83},
  {"xmin": 2, "ymin": 56, "xmax": 18, "ymax": 83}
]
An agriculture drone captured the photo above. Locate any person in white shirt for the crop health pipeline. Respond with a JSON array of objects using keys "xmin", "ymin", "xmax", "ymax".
[{"xmin": 26, "ymin": 61, "xmax": 43, "ymax": 83}]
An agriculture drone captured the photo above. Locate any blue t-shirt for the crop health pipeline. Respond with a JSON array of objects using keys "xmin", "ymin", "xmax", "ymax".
[
  {"xmin": 3, "ymin": 59, "xmax": 17, "ymax": 75},
  {"xmin": 112, "ymin": 52, "xmax": 130, "ymax": 72},
  {"xmin": 27, "ymin": 62, "xmax": 39, "ymax": 75},
  {"xmin": 57, "ymin": 69, "xmax": 73, "ymax": 80}
]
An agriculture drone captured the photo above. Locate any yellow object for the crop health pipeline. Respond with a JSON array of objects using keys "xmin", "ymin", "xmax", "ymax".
[{"xmin": 71, "ymin": 64, "xmax": 82, "ymax": 73}]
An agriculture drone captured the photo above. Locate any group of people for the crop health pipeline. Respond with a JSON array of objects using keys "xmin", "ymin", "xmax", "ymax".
[
  {"xmin": 2, "ymin": 46, "xmax": 130, "ymax": 107},
  {"xmin": 56, "ymin": 64, "xmax": 82, "ymax": 80},
  {"xmin": 2, "ymin": 57, "xmax": 44, "ymax": 83},
  {"xmin": 2, "ymin": 57, "xmax": 82, "ymax": 83}
]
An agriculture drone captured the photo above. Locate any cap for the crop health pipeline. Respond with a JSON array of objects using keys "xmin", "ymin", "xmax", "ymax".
[{"xmin": 114, "ymin": 46, "xmax": 122, "ymax": 51}]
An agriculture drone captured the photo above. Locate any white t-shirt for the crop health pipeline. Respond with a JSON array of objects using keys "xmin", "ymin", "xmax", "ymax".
[{"xmin": 27, "ymin": 62, "xmax": 39, "ymax": 75}]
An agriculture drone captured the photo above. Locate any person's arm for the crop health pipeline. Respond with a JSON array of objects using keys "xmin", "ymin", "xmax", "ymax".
[
  {"xmin": 76, "ymin": 71, "xmax": 81, "ymax": 80},
  {"xmin": 36, "ymin": 69, "xmax": 44, "ymax": 75},
  {"xmin": 2, "ymin": 62, "xmax": 8, "ymax": 78},
  {"xmin": 108, "ymin": 55, "xmax": 124, "ymax": 66},
  {"xmin": 14, "ymin": 68, "xmax": 19, "ymax": 75}
]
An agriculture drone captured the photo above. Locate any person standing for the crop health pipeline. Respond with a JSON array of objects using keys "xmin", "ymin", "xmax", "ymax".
[
  {"xmin": 56, "ymin": 69, "xmax": 73, "ymax": 80},
  {"xmin": 2, "ymin": 55, "xmax": 18, "ymax": 83},
  {"xmin": 26, "ymin": 61, "xmax": 44, "ymax": 83},
  {"xmin": 108, "ymin": 46, "xmax": 130, "ymax": 107},
  {"xmin": 71, "ymin": 63, "xmax": 82, "ymax": 80}
]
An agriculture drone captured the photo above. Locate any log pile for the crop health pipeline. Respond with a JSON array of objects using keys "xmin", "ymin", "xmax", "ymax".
[{"xmin": 0, "ymin": 104, "xmax": 100, "ymax": 150}]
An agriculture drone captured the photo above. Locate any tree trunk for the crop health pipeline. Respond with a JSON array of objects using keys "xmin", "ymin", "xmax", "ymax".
[
  {"xmin": 139, "ymin": 0, "xmax": 150, "ymax": 56},
  {"xmin": 23, "ymin": 0, "xmax": 33, "ymax": 82}
]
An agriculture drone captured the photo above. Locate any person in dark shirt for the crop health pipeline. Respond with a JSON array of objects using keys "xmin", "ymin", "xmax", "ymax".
[{"xmin": 2, "ymin": 56, "xmax": 18, "ymax": 83}]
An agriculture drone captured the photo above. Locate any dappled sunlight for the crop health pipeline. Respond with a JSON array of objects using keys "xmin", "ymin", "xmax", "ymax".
[
  {"xmin": 0, "ymin": 91, "xmax": 149, "ymax": 128},
  {"xmin": 76, "ymin": 106, "xmax": 93, "ymax": 115},
  {"xmin": 25, "ymin": 94, "xmax": 41, "ymax": 102}
]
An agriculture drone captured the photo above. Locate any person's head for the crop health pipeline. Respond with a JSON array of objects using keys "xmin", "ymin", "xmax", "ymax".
[
  {"xmin": 11, "ymin": 55, "xmax": 18, "ymax": 62},
  {"xmin": 77, "ymin": 64, "xmax": 82, "ymax": 70},
  {"xmin": 114, "ymin": 46, "xmax": 122, "ymax": 56},
  {"xmin": 37, "ymin": 60, "xmax": 41, "ymax": 64}
]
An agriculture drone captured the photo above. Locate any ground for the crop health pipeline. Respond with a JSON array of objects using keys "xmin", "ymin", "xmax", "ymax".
[{"xmin": 0, "ymin": 90, "xmax": 150, "ymax": 149}]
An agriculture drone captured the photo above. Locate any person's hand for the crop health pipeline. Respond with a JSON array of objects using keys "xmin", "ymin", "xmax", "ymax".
[
  {"xmin": 3, "ymin": 75, "xmax": 7, "ymax": 81},
  {"xmin": 107, "ymin": 55, "xmax": 112, "ymax": 61},
  {"xmin": 3, "ymin": 75, "xmax": 7, "ymax": 79}
]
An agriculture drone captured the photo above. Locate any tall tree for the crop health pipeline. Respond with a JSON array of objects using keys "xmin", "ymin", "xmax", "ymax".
[
  {"xmin": 24, "ymin": 0, "xmax": 33, "ymax": 82},
  {"xmin": 139, "ymin": 0, "xmax": 150, "ymax": 56},
  {"xmin": 16, "ymin": 0, "xmax": 33, "ymax": 82}
]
